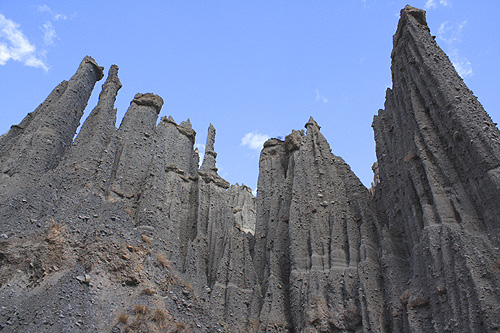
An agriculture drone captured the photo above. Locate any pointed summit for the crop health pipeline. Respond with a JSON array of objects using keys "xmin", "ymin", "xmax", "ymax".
[
  {"xmin": 130, "ymin": 93, "xmax": 164, "ymax": 114},
  {"xmin": 305, "ymin": 116, "xmax": 320, "ymax": 130},
  {"xmin": 200, "ymin": 124, "xmax": 218, "ymax": 174},
  {"xmin": 198, "ymin": 124, "xmax": 229, "ymax": 188},
  {"xmin": 401, "ymin": 5, "xmax": 427, "ymax": 26},
  {"xmin": 373, "ymin": 5, "xmax": 500, "ymax": 332},
  {"xmin": 0, "ymin": 56, "xmax": 104, "ymax": 182},
  {"xmin": 67, "ymin": 65, "xmax": 122, "ymax": 173}
]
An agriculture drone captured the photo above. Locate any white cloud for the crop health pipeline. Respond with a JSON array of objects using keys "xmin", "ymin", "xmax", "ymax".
[
  {"xmin": 42, "ymin": 21, "xmax": 57, "ymax": 45},
  {"xmin": 252, "ymin": 188, "xmax": 257, "ymax": 197},
  {"xmin": 438, "ymin": 21, "xmax": 466, "ymax": 44},
  {"xmin": 437, "ymin": 21, "xmax": 472, "ymax": 78},
  {"xmin": 37, "ymin": 4, "xmax": 51, "ymax": 14},
  {"xmin": 452, "ymin": 58, "xmax": 473, "ymax": 78},
  {"xmin": 449, "ymin": 49, "xmax": 473, "ymax": 78},
  {"xmin": 425, "ymin": 0, "xmax": 450, "ymax": 9},
  {"xmin": 315, "ymin": 89, "xmax": 328, "ymax": 104},
  {"xmin": 38, "ymin": 4, "xmax": 67, "ymax": 21},
  {"xmin": 0, "ymin": 13, "xmax": 48, "ymax": 71},
  {"xmin": 425, "ymin": 0, "xmax": 437, "ymax": 9},
  {"xmin": 241, "ymin": 132, "xmax": 270, "ymax": 151}
]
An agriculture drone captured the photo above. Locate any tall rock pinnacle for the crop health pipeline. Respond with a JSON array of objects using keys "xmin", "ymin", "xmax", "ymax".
[
  {"xmin": 107, "ymin": 93, "xmax": 163, "ymax": 203},
  {"xmin": 200, "ymin": 124, "xmax": 218, "ymax": 174},
  {"xmin": 0, "ymin": 56, "xmax": 103, "ymax": 184},
  {"xmin": 199, "ymin": 123, "xmax": 229, "ymax": 188},
  {"xmin": 373, "ymin": 5, "xmax": 500, "ymax": 331},
  {"xmin": 65, "ymin": 65, "xmax": 122, "ymax": 176}
]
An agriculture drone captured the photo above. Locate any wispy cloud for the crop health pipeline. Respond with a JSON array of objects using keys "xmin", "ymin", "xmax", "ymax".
[
  {"xmin": 241, "ymin": 132, "xmax": 270, "ymax": 151},
  {"xmin": 437, "ymin": 20, "xmax": 473, "ymax": 78},
  {"xmin": 37, "ymin": 5, "xmax": 69, "ymax": 47},
  {"xmin": 41, "ymin": 21, "xmax": 57, "ymax": 45},
  {"xmin": 37, "ymin": 4, "xmax": 67, "ymax": 21},
  {"xmin": 0, "ymin": 13, "xmax": 48, "ymax": 71},
  {"xmin": 449, "ymin": 49, "xmax": 473, "ymax": 78},
  {"xmin": 425, "ymin": 0, "xmax": 450, "ymax": 10},
  {"xmin": 425, "ymin": 0, "xmax": 437, "ymax": 9},
  {"xmin": 438, "ymin": 21, "xmax": 466, "ymax": 44},
  {"xmin": 315, "ymin": 89, "xmax": 328, "ymax": 104}
]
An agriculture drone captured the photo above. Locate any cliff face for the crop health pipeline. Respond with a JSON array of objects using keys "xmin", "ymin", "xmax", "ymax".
[
  {"xmin": 0, "ymin": 5, "xmax": 499, "ymax": 333},
  {"xmin": 372, "ymin": 6, "xmax": 500, "ymax": 331},
  {"xmin": 254, "ymin": 119, "xmax": 385, "ymax": 332}
]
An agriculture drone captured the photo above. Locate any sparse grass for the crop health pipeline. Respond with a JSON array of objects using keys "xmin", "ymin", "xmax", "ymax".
[
  {"xmin": 142, "ymin": 235, "xmax": 153, "ymax": 244},
  {"xmin": 133, "ymin": 304, "xmax": 150, "ymax": 316},
  {"xmin": 173, "ymin": 322, "xmax": 188, "ymax": 332},
  {"xmin": 142, "ymin": 287, "xmax": 155, "ymax": 296},
  {"xmin": 157, "ymin": 253, "xmax": 171, "ymax": 269},
  {"xmin": 161, "ymin": 273, "xmax": 179, "ymax": 291},
  {"xmin": 117, "ymin": 313, "xmax": 129, "ymax": 324},
  {"xmin": 152, "ymin": 308, "xmax": 167, "ymax": 323}
]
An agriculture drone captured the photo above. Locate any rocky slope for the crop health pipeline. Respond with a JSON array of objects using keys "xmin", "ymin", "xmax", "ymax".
[{"xmin": 0, "ymin": 5, "xmax": 499, "ymax": 333}]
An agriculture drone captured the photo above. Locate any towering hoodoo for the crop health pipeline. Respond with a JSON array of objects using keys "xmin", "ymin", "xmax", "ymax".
[
  {"xmin": 373, "ymin": 6, "xmax": 500, "ymax": 331},
  {"xmin": 0, "ymin": 56, "xmax": 103, "ymax": 185},
  {"xmin": 62, "ymin": 65, "xmax": 122, "ymax": 182},
  {"xmin": 106, "ymin": 92, "xmax": 163, "ymax": 206},
  {"xmin": 255, "ymin": 118, "xmax": 385, "ymax": 331}
]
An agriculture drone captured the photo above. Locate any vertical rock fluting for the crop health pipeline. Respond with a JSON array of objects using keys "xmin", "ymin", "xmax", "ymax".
[
  {"xmin": 254, "ymin": 118, "xmax": 386, "ymax": 332},
  {"xmin": 0, "ymin": 56, "xmax": 103, "ymax": 184},
  {"xmin": 253, "ymin": 135, "xmax": 297, "ymax": 331},
  {"xmin": 182, "ymin": 124, "xmax": 260, "ymax": 331},
  {"xmin": 61, "ymin": 65, "xmax": 121, "ymax": 183},
  {"xmin": 227, "ymin": 184, "xmax": 256, "ymax": 234},
  {"xmin": 373, "ymin": 6, "xmax": 500, "ymax": 331},
  {"xmin": 134, "ymin": 116, "xmax": 199, "ymax": 270},
  {"xmin": 106, "ymin": 93, "xmax": 163, "ymax": 206}
]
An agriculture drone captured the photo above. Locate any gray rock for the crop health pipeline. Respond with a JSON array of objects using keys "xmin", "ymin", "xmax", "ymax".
[
  {"xmin": 372, "ymin": 5, "xmax": 500, "ymax": 332},
  {"xmin": 1, "ymin": 6, "xmax": 499, "ymax": 332}
]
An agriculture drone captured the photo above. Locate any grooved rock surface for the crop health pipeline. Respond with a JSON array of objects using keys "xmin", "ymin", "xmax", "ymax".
[
  {"xmin": 372, "ymin": 6, "xmax": 500, "ymax": 332},
  {"xmin": 0, "ymin": 6, "xmax": 499, "ymax": 332}
]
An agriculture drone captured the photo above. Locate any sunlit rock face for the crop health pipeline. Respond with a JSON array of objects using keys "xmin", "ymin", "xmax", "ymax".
[
  {"xmin": 0, "ymin": 6, "xmax": 499, "ymax": 332},
  {"xmin": 372, "ymin": 6, "xmax": 500, "ymax": 332}
]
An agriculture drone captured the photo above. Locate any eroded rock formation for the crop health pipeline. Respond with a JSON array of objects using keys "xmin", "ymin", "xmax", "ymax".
[
  {"xmin": 0, "ymin": 6, "xmax": 499, "ymax": 333},
  {"xmin": 372, "ymin": 6, "xmax": 500, "ymax": 331}
]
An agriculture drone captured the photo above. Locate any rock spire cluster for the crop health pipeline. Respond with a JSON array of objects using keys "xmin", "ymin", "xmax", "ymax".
[{"xmin": 0, "ymin": 6, "xmax": 499, "ymax": 332}]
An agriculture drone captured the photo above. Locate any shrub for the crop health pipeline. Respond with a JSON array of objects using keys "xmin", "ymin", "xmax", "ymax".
[{"xmin": 117, "ymin": 313, "xmax": 129, "ymax": 324}]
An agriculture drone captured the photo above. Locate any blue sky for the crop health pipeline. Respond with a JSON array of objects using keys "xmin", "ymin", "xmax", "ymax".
[{"xmin": 1, "ymin": 1, "xmax": 499, "ymax": 192}]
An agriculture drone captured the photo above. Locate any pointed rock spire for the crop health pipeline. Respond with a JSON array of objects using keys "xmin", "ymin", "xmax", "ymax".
[
  {"xmin": 69, "ymin": 64, "xmax": 122, "ymax": 169},
  {"xmin": 129, "ymin": 93, "xmax": 163, "ymax": 114},
  {"xmin": 107, "ymin": 92, "xmax": 163, "ymax": 202},
  {"xmin": 305, "ymin": 116, "xmax": 321, "ymax": 133},
  {"xmin": 372, "ymin": 5, "xmax": 500, "ymax": 332},
  {"xmin": 0, "ymin": 56, "xmax": 103, "ymax": 182},
  {"xmin": 200, "ymin": 124, "xmax": 218, "ymax": 174}
]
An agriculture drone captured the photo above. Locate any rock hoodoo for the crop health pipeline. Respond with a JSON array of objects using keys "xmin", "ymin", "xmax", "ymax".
[{"xmin": 0, "ymin": 6, "xmax": 499, "ymax": 332}]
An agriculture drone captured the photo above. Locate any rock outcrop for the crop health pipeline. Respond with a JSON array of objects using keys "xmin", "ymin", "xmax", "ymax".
[
  {"xmin": 372, "ymin": 6, "xmax": 500, "ymax": 331},
  {"xmin": 0, "ymin": 5, "xmax": 499, "ymax": 333},
  {"xmin": 254, "ymin": 119, "xmax": 385, "ymax": 331}
]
